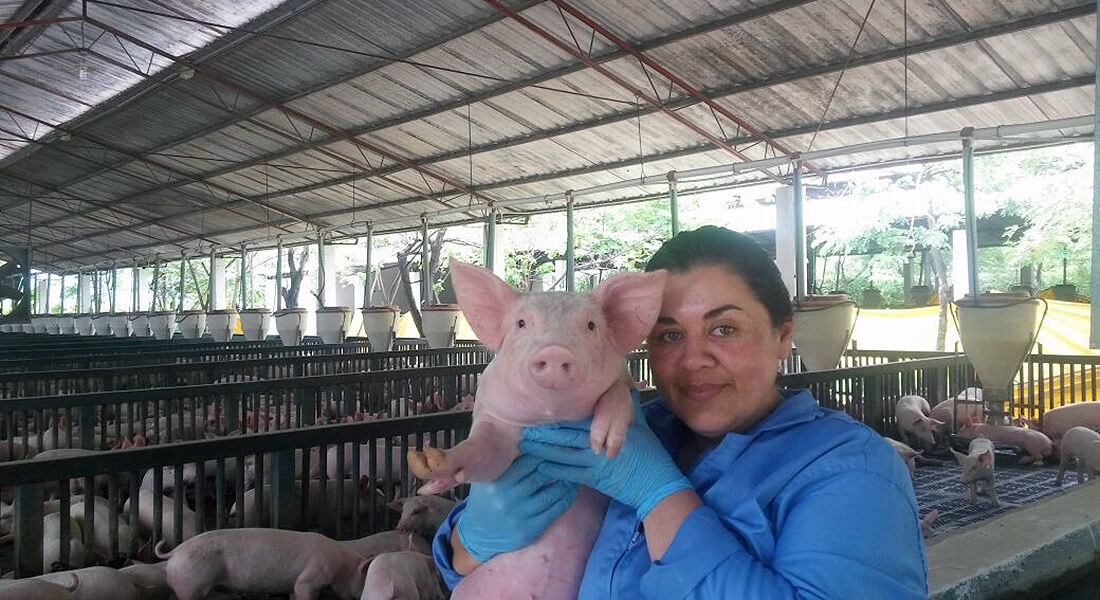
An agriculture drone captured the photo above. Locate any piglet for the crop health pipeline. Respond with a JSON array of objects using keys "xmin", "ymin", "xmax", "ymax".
[
  {"xmin": 1054, "ymin": 426, "xmax": 1100, "ymax": 486},
  {"xmin": 123, "ymin": 489, "xmax": 199, "ymax": 550},
  {"xmin": 895, "ymin": 395, "xmax": 944, "ymax": 449},
  {"xmin": 342, "ymin": 530, "xmax": 431, "ymax": 560},
  {"xmin": 0, "ymin": 575, "xmax": 76, "ymax": 600},
  {"xmin": 920, "ymin": 510, "xmax": 939, "ymax": 539},
  {"xmin": 388, "ymin": 495, "xmax": 455, "ymax": 540},
  {"xmin": 43, "ymin": 513, "xmax": 86, "ymax": 573},
  {"xmin": 1040, "ymin": 401, "xmax": 1100, "ymax": 443},
  {"xmin": 361, "ymin": 551, "xmax": 445, "ymax": 600},
  {"xmin": 884, "ymin": 437, "xmax": 921, "ymax": 478},
  {"xmin": 958, "ymin": 419, "xmax": 1053, "ymax": 465},
  {"xmin": 157, "ymin": 529, "xmax": 369, "ymax": 600},
  {"xmin": 928, "ymin": 388, "xmax": 984, "ymax": 431},
  {"xmin": 951, "ymin": 437, "xmax": 998, "ymax": 507},
  {"xmin": 37, "ymin": 566, "xmax": 145, "ymax": 600},
  {"xmin": 408, "ymin": 259, "xmax": 665, "ymax": 600}
]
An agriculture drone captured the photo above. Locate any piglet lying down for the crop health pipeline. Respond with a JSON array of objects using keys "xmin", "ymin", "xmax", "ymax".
[{"xmin": 408, "ymin": 259, "xmax": 666, "ymax": 600}]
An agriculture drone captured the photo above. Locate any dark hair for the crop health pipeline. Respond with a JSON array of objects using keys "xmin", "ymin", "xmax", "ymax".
[{"xmin": 645, "ymin": 225, "xmax": 793, "ymax": 327}]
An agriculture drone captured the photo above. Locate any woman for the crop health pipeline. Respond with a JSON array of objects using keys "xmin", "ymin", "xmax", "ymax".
[{"xmin": 432, "ymin": 226, "xmax": 927, "ymax": 598}]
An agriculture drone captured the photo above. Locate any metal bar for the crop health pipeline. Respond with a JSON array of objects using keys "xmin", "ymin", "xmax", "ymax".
[
  {"xmin": 364, "ymin": 227, "xmax": 372, "ymax": 308},
  {"xmin": 421, "ymin": 218, "xmax": 430, "ymax": 307},
  {"xmin": 1092, "ymin": 0, "xmax": 1100, "ymax": 349},
  {"xmin": 317, "ymin": 231, "xmax": 326, "ymax": 307},
  {"xmin": 111, "ymin": 262, "xmax": 118, "ymax": 313},
  {"xmin": 485, "ymin": 207, "xmax": 496, "ymax": 271},
  {"xmin": 276, "ymin": 238, "xmax": 283, "ymax": 311},
  {"xmin": 240, "ymin": 244, "xmax": 247, "ymax": 310},
  {"xmin": 178, "ymin": 255, "xmax": 186, "ymax": 311},
  {"xmin": 961, "ymin": 133, "xmax": 979, "ymax": 299},
  {"xmin": 566, "ymin": 193, "xmax": 575, "ymax": 293},
  {"xmin": 0, "ymin": 16, "xmax": 82, "ymax": 30},
  {"xmin": 667, "ymin": 171, "xmax": 679, "ymax": 237},
  {"xmin": 793, "ymin": 159, "xmax": 806, "ymax": 302},
  {"xmin": 209, "ymin": 248, "xmax": 216, "ymax": 311}
]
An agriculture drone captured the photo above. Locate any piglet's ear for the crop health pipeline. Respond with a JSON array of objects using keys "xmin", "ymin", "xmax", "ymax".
[
  {"xmin": 449, "ymin": 258, "xmax": 517, "ymax": 350},
  {"xmin": 591, "ymin": 270, "xmax": 667, "ymax": 356}
]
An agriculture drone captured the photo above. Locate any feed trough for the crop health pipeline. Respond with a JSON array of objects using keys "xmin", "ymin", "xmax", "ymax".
[
  {"xmin": 239, "ymin": 308, "xmax": 272, "ymax": 341},
  {"xmin": 206, "ymin": 309, "xmax": 238, "ymax": 343},
  {"xmin": 791, "ymin": 294, "xmax": 859, "ymax": 372},
  {"xmin": 274, "ymin": 307, "xmax": 308, "ymax": 347},
  {"xmin": 421, "ymin": 304, "xmax": 462, "ymax": 349},
  {"xmin": 316, "ymin": 306, "xmax": 353, "ymax": 345},
  {"xmin": 362, "ymin": 305, "xmax": 400, "ymax": 352}
]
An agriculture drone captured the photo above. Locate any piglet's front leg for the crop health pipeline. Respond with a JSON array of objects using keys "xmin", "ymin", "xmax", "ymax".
[
  {"xmin": 409, "ymin": 416, "xmax": 521, "ymax": 495},
  {"xmin": 588, "ymin": 373, "xmax": 634, "ymax": 459}
]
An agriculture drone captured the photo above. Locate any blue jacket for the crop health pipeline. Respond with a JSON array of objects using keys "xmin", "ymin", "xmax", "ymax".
[{"xmin": 433, "ymin": 388, "xmax": 928, "ymax": 599}]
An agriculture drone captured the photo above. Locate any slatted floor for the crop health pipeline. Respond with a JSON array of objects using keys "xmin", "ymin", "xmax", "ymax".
[{"xmin": 914, "ymin": 460, "xmax": 1081, "ymax": 538}]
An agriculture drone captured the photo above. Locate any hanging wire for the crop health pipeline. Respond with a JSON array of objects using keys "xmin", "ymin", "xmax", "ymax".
[{"xmin": 806, "ymin": 0, "xmax": 878, "ymax": 153}]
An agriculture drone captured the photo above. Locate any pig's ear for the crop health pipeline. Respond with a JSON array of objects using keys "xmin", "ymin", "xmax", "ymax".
[
  {"xmin": 950, "ymin": 449, "xmax": 967, "ymax": 464},
  {"xmin": 449, "ymin": 258, "xmax": 517, "ymax": 350},
  {"xmin": 357, "ymin": 557, "xmax": 372, "ymax": 580},
  {"xmin": 591, "ymin": 270, "xmax": 668, "ymax": 355}
]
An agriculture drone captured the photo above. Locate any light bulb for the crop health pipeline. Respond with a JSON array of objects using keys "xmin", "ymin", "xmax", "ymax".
[{"xmin": 78, "ymin": 64, "xmax": 88, "ymax": 81}]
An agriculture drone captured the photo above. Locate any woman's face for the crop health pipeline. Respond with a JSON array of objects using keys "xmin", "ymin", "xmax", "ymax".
[{"xmin": 647, "ymin": 264, "xmax": 794, "ymax": 438}]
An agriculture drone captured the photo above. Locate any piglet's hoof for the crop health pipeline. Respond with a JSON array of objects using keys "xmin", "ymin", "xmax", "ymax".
[{"xmin": 408, "ymin": 446, "xmax": 447, "ymax": 479}]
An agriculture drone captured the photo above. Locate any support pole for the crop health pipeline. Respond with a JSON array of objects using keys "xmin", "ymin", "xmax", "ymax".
[
  {"xmin": 178, "ymin": 254, "xmax": 185, "ymax": 312},
  {"xmin": 961, "ymin": 131, "xmax": 980, "ymax": 300},
  {"xmin": 566, "ymin": 192, "xmax": 576, "ymax": 293},
  {"xmin": 1092, "ymin": 6, "xmax": 1100, "ymax": 348},
  {"xmin": 44, "ymin": 272, "xmax": 51, "ymax": 314},
  {"xmin": 131, "ymin": 265, "xmax": 138, "ymax": 312},
  {"xmin": 94, "ymin": 270, "xmax": 101, "ymax": 312},
  {"xmin": 239, "ymin": 244, "xmax": 248, "ymax": 310},
  {"xmin": 316, "ymin": 231, "xmax": 326, "ymax": 308},
  {"xmin": 420, "ymin": 217, "xmax": 431, "ymax": 306},
  {"xmin": 363, "ymin": 226, "xmax": 372, "ymax": 308},
  {"xmin": 668, "ymin": 171, "xmax": 680, "ymax": 237},
  {"xmin": 792, "ymin": 159, "xmax": 806, "ymax": 302},
  {"xmin": 60, "ymin": 273, "xmax": 66, "ymax": 313},
  {"xmin": 208, "ymin": 248, "xmax": 216, "ymax": 311},
  {"xmin": 110, "ymin": 262, "xmax": 118, "ymax": 313},
  {"xmin": 152, "ymin": 261, "xmax": 161, "ymax": 311},
  {"xmin": 275, "ymin": 237, "xmax": 284, "ymax": 311},
  {"xmin": 76, "ymin": 271, "xmax": 84, "ymax": 313},
  {"xmin": 485, "ymin": 206, "xmax": 497, "ymax": 271}
]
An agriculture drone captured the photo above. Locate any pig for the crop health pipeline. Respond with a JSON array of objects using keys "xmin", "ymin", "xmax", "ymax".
[
  {"xmin": 884, "ymin": 437, "xmax": 921, "ymax": 478},
  {"xmin": 920, "ymin": 510, "xmax": 939, "ymax": 539},
  {"xmin": 37, "ymin": 566, "xmax": 145, "ymax": 600},
  {"xmin": 1054, "ymin": 426, "xmax": 1100, "ymax": 486},
  {"xmin": 388, "ymin": 495, "xmax": 456, "ymax": 539},
  {"xmin": 407, "ymin": 259, "xmax": 665, "ymax": 600},
  {"xmin": 1040, "ymin": 401, "xmax": 1100, "ymax": 443},
  {"xmin": 230, "ymin": 476, "xmax": 384, "ymax": 529},
  {"xmin": 895, "ymin": 395, "xmax": 944, "ymax": 450},
  {"xmin": 123, "ymin": 489, "xmax": 200, "ymax": 550},
  {"xmin": 951, "ymin": 437, "xmax": 998, "ymax": 507},
  {"xmin": 33, "ymin": 449, "xmax": 108, "ymax": 495},
  {"xmin": 450, "ymin": 393, "xmax": 476, "ymax": 412},
  {"xmin": 325, "ymin": 440, "xmax": 401, "ymax": 483},
  {"xmin": 929, "ymin": 388, "xmax": 985, "ymax": 431},
  {"xmin": 43, "ymin": 513, "xmax": 86, "ymax": 572},
  {"xmin": 70, "ymin": 496, "xmax": 141, "ymax": 562},
  {"xmin": 342, "ymin": 530, "xmax": 431, "ymax": 560},
  {"xmin": 958, "ymin": 419, "xmax": 1053, "ymax": 465},
  {"xmin": 360, "ymin": 551, "xmax": 445, "ymax": 600},
  {"xmin": 0, "ymin": 575, "xmax": 76, "ymax": 600},
  {"xmin": 0, "ymin": 440, "xmax": 37, "ymax": 462},
  {"xmin": 118, "ymin": 562, "xmax": 173, "ymax": 600},
  {"xmin": 156, "ymin": 528, "xmax": 370, "ymax": 600}
]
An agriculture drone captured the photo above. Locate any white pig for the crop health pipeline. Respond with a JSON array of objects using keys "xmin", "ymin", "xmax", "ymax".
[
  {"xmin": 37, "ymin": 566, "xmax": 144, "ymax": 600},
  {"xmin": 360, "ymin": 551, "xmax": 444, "ymax": 600},
  {"xmin": 951, "ymin": 437, "xmax": 998, "ymax": 507},
  {"xmin": 407, "ymin": 259, "xmax": 665, "ymax": 600},
  {"xmin": 958, "ymin": 419, "xmax": 1053, "ymax": 465},
  {"xmin": 1055, "ymin": 426, "xmax": 1100, "ymax": 486},
  {"xmin": 342, "ymin": 530, "xmax": 431, "ymax": 560},
  {"xmin": 895, "ymin": 395, "xmax": 944, "ymax": 449},
  {"xmin": 1041, "ymin": 401, "xmax": 1100, "ymax": 442},
  {"xmin": 928, "ymin": 388, "xmax": 984, "ymax": 431},
  {"xmin": 123, "ymin": 489, "xmax": 199, "ymax": 550},
  {"xmin": 0, "ymin": 575, "xmax": 75, "ymax": 600},
  {"xmin": 42, "ymin": 513, "xmax": 86, "ymax": 573},
  {"xmin": 157, "ymin": 529, "xmax": 370, "ymax": 600},
  {"xmin": 388, "ymin": 495, "xmax": 456, "ymax": 539},
  {"xmin": 884, "ymin": 437, "xmax": 921, "ymax": 478}
]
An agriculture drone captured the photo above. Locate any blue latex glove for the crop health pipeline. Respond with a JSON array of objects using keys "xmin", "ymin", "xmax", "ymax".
[
  {"xmin": 520, "ymin": 402, "xmax": 693, "ymax": 519},
  {"xmin": 456, "ymin": 454, "xmax": 578, "ymax": 562}
]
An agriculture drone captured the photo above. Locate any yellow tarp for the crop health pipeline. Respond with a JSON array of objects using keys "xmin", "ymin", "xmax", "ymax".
[{"xmin": 395, "ymin": 312, "xmax": 477, "ymax": 340}]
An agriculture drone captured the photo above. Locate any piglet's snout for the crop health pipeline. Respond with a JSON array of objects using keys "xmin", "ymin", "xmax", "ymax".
[{"xmin": 528, "ymin": 346, "xmax": 578, "ymax": 389}]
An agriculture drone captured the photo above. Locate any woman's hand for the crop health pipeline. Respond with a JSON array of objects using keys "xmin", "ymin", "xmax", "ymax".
[
  {"xmin": 520, "ymin": 403, "xmax": 693, "ymax": 519},
  {"xmin": 455, "ymin": 454, "xmax": 578, "ymax": 563}
]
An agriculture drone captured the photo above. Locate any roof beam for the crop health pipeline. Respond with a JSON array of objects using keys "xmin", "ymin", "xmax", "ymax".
[
  {"xmin": 43, "ymin": 0, "xmax": 1091, "ymax": 228},
  {"xmin": 69, "ymin": 75, "xmax": 1092, "ymax": 264}
]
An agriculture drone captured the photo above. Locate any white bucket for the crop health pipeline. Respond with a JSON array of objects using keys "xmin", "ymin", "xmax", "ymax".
[
  {"xmin": 21, "ymin": 323, "xmax": 34, "ymax": 334},
  {"xmin": 206, "ymin": 309, "xmax": 238, "ymax": 343},
  {"xmin": 91, "ymin": 314, "xmax": 113, "ymax": 336},
  {"xmin": 57, "ymin": 314, "xmax": 76, "ymax": 335},
  {"xmin": 74, "ymin": 314, "xmax": 94, "ymax": 336},
  {"xmin": 362, "ymin": 306, "xmax": 399, "ymax": 352},
  {"xmin": 177, "ymin": 311, "xmax": 207, "ymax": 339},
  {"xmin": 239, "ymin": 308, "xmax": 272, "ymax": 341},
  {"xmin": 110, "ymin": 314, "xmax": 132, "ymax": 338},
  {"xmin": 148, "ymin": 311, "xmax": 177, "ymax": 340},
  {"xmin": 130, "ymin": 313, "xmax": 151, "ymax": 338},
  {"xmin": 421, "ymin": 304, "xmax": 462, "ymax": 349},
  {"xmin": 31, "ymin": 316, "xmax": 48, "ymax": 334},
  {"xmin": 316, "ymin": 306, "xmax": 353, "ymax": 345},
  {"xmin": 274, "ymin": 308, "xmax": 307, "ymax": 347},
  {"xmin": 792, "ymin": 295, "xmax": 858, "ymax": 372},
  {"xmin": 43, "ymin": 315, "xmax": 60, "ymax": 335},
  {"xmin": 954, "ymin": 293, "xmax": 1045, "ymax": 393}
]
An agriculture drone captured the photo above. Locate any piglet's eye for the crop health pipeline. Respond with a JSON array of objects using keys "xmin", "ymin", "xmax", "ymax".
[
  {"xmin": 517, "ymin": 319, "xmax": 526, "ymax": 328},
  {"xmin": 587, "ymin": 321, "xmax": 596, "ymax": 331}
]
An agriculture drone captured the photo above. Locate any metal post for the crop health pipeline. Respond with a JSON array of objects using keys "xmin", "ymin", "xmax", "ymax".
[
  {"xmin": 152, "ymin": 261, "xmax": 161, "ymax": 311},
  {"xmin": 208, "ymin": 248, "xmax": 216, "ymax": 311},
  {"xmin": 566, "ymin": 192, "xmax": 575, "ymax": 293},
  {"xmin": 275, "ymin": 237, "xmax": 284, "ymax": 311},
  {"xmin": 1092, "ymin": 6, "xmax": 1100, "ymax": 348},
  {"xmin": 110, "ymin": 261, "xmax": 118, "ymax": 313},
  {"xmin": 44, "ymin": 272, "xmax": 51, "ymax": 313},
  {"xmin": 668, "ymin": 171, "xmax": 679, "ymax": 237},
  {"xmin": 240, "ymin": 244, "xmax": 248, "ymax": 310},
  {"xmin": 485, "ymin": 206, "xmax": 497, "ymax": 271},
  {"xmin": 30, "ymin": 273, "xmax": 37, "ymax": 314},
  {"xmin": 364, "ymin": 225, "xmax": 373, "ymax": 308},
  {"xmin": 316, "ymin": 231, "xmax": 326, "ymax": 308},
  {"xmin": 420, "ymin": 217, "xmax": 430, "ymax": 306},
  {"xmin": 94, "ymin": 270, "xmax": 101, "ymax": 312},
  {"xmin": 76, "ymin": 270, "xmax": 83, "ymax": 312},
  {"xmin": 60, "ymin": 273, "xmax": 66, "ymax": 313},
  {"xmin": 178, "ymin": 254, "xmax": 186, "ymax": 312},
  {"xmin": 792, "ymin": 159, "xmax": 806, "ymax": 302},
  {"xmin": 962, "ymin": 131, "xmax": 980, "ymax": 300},
  {"xmin": 131, "ymin": 265, "xmax": 138, "ymax": 312}
]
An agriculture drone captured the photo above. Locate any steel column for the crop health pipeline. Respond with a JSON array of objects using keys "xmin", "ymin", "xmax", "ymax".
[
  {"xmin": 566, "ymin": 193, "xmax": 576, "ymax": 293},
  {"xmin": 240, "ymin": 244, "xmax": 248, "ymax": 309},
  {"xmin": 208, "ymin": 248, "xmax": 216, "ymax": 311},
  {"xmin": 44, "ymin": 272, "xmax": 51, "ymax": 314},
  {"xmin": 178, "ymin": 255, "xmax": 186, "ymax": 312},
  {"xmin": 316, "ymin": 231, "xmax": 326, "ymax": 307},
  {"xmin": 275, "ymin": 238, "xmax": 284, "ymax": 311},
  {"xmin": 793, "ymin": 161, "xmax": 806, "ymax": 302},
  {"xmin": 1092, "ymin": 0, "xmax": 1100, "ymax": 348},
  {"xmin": 421, "ymin": 218, "xmax": 431, "ymax": 306},
  {"xmin": 110, "ymin": 263, "xmax": 118, "ymax": 313},
  {"xmin": 485, "ymin": 206, "xmax": 497, "ymax": 271},
  {"xmin": 59, "ymin": 273, "xmax": 66, "ymax": 313},
  {"xmin": 131, "ymin": 266, "xmax": 139, "ymax": 312},
  {"xmin": 152, "ymin": 261, "xmax": 161, "ymax": 311},
  {"xmin": 364, "ymin": 226, "xmax": 373, "ymax": 308},
  {"xmin": 668, "ymin": 171, "xmax": 680, "ymax": 237},
  {"xmin": 962, "ymin": 133, "xmax": 980, "ymax": 300},
  {"xmin": 76, "ymin": 271, "xmax": 83, "ymax": 313}
]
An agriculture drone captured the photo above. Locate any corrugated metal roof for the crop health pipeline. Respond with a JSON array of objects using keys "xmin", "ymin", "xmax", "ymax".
[{"xmin": 0, "ymin": 0, "xmax": 1094, "ymax": 270}]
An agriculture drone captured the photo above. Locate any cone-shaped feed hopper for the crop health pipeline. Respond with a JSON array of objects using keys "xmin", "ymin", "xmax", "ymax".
[
  {"xmin": 792, "ymin": 295, "xmax": 859, "ymax": 372},
  {"xmin": 362, "ymin": 305, "xmax": 399, "ymax": 352},
  {"xmin": 422, "ymin": 304, "xmax": 462, "ymax": 349},
  {"xmin": 206, "ymin": 309, "xmax": 238, "ymax": 342},
  {"xmin": 130, "ymin": 313, "xmax": 151, "ymax": 337},
  {"xmin": 176, "ymin": 310, "xmax": 207, "ymax": 339},
  {"xmin": 148, "ymin": 311, "xmax": 176, "ymax": 340},
  {"xmin": 239, "ymin": 308, "xmax": 272, "ymax": 341},
  {"xmin": 274, "ymin": 307, "xmax": 307, "ymax": 346},
  {"xmin": 316, "ymin": 306, "xmax": 353, "ymax": 345},
  {"xmin": 953, "ymin": 293, "xmax": 1046, "ymax": 421}
]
